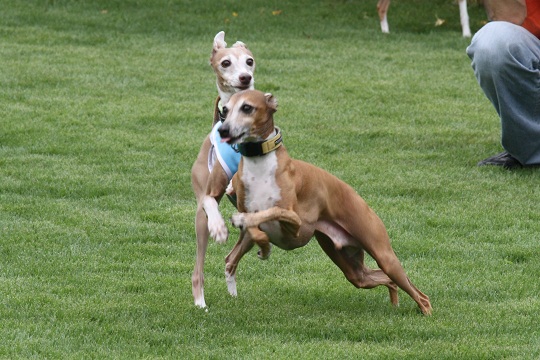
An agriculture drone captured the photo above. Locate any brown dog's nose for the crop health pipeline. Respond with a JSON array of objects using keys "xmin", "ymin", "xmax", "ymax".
[{"xmin": 239, "ymin": 74, "xmax": 252, "ymax": 85}]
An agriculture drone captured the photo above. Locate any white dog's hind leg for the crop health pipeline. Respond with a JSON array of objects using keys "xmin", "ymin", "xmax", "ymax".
[
  {"xmin": 225, "ymin": 270, "xmax": 237, "ymax": 296},
  {"xmin": 194, "ymin": 288, "xmax": 207, "ymax": 308}
]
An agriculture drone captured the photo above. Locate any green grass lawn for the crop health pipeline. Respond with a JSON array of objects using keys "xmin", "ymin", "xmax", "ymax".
[{"xmin": 1, "ymin": 0, "xmax": 539, "ymax": 358}]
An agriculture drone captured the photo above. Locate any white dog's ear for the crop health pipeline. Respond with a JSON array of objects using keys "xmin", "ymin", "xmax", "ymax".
[
  {"xmin": 232, "ymin": 41, "xmax": 248, "ymax": 49},
  {"xmin": 264, "ymin": 93, "xmax": 278, "ymax": 113},
  {"xmin": 213, "ymin": 31, "xmax": 227, "ymax": 52}
]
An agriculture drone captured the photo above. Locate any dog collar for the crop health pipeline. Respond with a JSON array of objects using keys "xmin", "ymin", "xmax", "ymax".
[{"xmin": 235, "ymin": 128, "xmax": 283, "ymax": 157}]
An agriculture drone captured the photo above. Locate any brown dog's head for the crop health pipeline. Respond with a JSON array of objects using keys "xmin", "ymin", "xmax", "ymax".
[
  {"xmin": 218, "ymin": 90, "xmax": 277, "ymax": 144},
  {"xmin": 210, "ymin": 31, "xmax": 255, "ymax": 104}
]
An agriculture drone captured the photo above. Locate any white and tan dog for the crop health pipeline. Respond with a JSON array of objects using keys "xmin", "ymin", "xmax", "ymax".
[
  {"xmin": 218, "ymin": 90, "xmax": 432, "ymax": 315},
  {"xmin": 191, "ymin": 31, "xmax": 256, "ymax": 309},
  {"xmin": 377, "ymin": 0, "xmax": 471, "ymax": 37}
]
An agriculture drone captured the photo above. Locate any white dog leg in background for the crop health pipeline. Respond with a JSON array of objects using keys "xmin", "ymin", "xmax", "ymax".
[
  {"xmin": 381, "ymin": 14, "xmax": 390, "ymax": 33},
  {"xmin": 376, "ymin": 0, "xmax": 471, "ymax": 37},
  {"xmin": 459, "ymin": 0, "xmax": 471, "ymax": 37},
  {"xmin": 377, "ymin": 0, "xmax": 391, "ymax": 34}
]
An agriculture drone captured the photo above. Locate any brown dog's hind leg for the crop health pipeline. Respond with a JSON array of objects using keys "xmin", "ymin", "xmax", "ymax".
[
  {"xmin": 361, "ymin": 241, "xmax": 432, "ymax": 315},
  {"xmin": 337, "ymin": 211, "xmax": 432, "ymax": 315},
  {"xmin": 314, "ymin": 231, "xmax": 399, "ymax": 306},
  {"xmin": 224, "ymin": 230, "xmax": 255, "ymax": 297},
  {"xmin": 247, "ymin": 227, "xmax": 272, "ymax": 260}
]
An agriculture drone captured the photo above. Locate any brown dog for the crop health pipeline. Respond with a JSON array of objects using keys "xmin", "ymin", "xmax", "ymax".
[
  {"xmin": 217, "ymin": 90, "xmax": 432, "ymax": 315},
  {"xmin": 191, "ymin": 32, "xmax": 255, "ymax": 309}
]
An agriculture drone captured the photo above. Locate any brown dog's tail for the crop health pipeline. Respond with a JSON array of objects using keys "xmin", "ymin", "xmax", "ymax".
[{"xmin": 212, "ymin": 96, "xmax": 222, "ymax": 126}]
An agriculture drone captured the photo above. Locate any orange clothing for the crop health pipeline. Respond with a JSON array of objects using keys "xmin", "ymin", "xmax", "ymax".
[{"xmin": 522, "ymin": 0, "xmax": 540, "ymax": 38}]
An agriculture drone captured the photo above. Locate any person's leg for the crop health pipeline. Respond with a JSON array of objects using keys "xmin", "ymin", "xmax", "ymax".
[{"xmin": 467, "ymin": 21, "xmax": 540, "ymax": 166}]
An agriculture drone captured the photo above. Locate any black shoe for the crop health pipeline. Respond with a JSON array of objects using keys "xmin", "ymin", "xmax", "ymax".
[{"xmin": 477, "ymin": 151, "xmax": 522, "ymax": 169}]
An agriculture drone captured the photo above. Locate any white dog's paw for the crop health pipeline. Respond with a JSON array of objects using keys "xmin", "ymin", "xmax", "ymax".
[
  {"xmin": 194, "ymin": 294, "xmax": 207, "ymax": 309},
  {"xmin": 231, "ymin": 212, "xmax": 246, "ymax": 229},
  {"xmin": 203, "ymin": 196, "xmax": 228, "ymax": 243},
  {"xmin": 208, "ymin": 216, "xmax": 228, "ymax": 244},
  {"xmin": 225, "ymin": 271, "xmax": 237, "ymax": 297}
]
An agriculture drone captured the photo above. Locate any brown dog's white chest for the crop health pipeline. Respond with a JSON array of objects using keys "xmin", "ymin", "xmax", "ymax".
[
  {"xmin": 241, "ymin": 153, "xmax": 281, "ymax": 212},
  {"xmin": 239, "ymin": 152, "xmax": 288, "ymax": 242}
]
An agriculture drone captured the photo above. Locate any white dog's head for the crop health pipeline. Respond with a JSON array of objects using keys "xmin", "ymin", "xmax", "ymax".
[{"xmin": 210, "ymin": 31, "xmax": 255, "ymax": 104}]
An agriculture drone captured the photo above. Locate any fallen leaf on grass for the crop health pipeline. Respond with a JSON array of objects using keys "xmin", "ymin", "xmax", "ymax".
[{"xmin": 435, "ymin": 17, "xmax": 446, "ymax": 27}]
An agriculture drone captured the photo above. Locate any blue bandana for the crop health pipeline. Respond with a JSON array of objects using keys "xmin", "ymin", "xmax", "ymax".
[{"xmin": 208, "ymin": 122, "xmax": 241, "ymax": 181}]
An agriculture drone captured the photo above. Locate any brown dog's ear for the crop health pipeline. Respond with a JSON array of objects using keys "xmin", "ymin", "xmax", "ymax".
[
  {"xmin": 213, "ymin": 31, "xmax": 227, "ymax": 53},
  {"xmin": 232, "ymin": 41, "xmax": 248, "ymax": 49},
  {"xmin": 264, "ymin": 93, "xmax": 278, "ymax": 113}
]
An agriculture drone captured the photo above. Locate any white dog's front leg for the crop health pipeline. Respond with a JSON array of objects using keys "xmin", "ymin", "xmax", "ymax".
[{"xmin": 203, "ymin": 196, "xmax": 228, "ymax": 243}]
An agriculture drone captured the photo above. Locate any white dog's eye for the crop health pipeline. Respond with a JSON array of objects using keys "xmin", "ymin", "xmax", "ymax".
[
  {"xmin": 241, "ymin": 104, "xmax": 253, "ymax": 113},
  {"xmin": 221, "ymin": 60, "xmax": 231, "ymax": 68},
  {"xmin": 246, "ymin": 58, "xmax": 254, "ymax": 66}
]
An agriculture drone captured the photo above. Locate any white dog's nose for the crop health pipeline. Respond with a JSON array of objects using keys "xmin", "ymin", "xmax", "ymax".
[
  {"xmin": 239, "ymin": 74, "xmax": 252, "ymax": 86},
  {"xmin": 218, "ymin": 124, "xmax": 230, "ymax": 139}
]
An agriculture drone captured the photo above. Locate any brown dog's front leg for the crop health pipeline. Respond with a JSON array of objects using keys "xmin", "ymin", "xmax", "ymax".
[{"xmin": 231, "ymin": 206, "xmax": 301, "ymax": 237}]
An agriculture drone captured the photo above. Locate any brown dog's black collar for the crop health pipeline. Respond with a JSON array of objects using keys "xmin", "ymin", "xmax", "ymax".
[{"xmin": 235, "ymin": 128, "xmax": 283, "ymax": 157}]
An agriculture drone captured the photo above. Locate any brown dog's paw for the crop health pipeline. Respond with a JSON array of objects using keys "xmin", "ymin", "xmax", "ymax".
[
  {"xmin": 257, "ymin": 243, "xmax": 272, "ymax": 260},
  {"xmin": 231, "ymin": 212, "xmax": 246, "ymax": 229}
]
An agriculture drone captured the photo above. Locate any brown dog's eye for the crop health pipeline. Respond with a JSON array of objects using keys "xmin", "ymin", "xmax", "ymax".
[
  {"xmin": 221, "ymin": 60, "xmax": 231, "ymax": 68},
  {"xmin": 246, "ymin": 58, "xmax": 254, "ymax": 66},
  {"xmin": 241, "ymin": 104, "xmax": 253, "ymax": 113},
  {"xmin": 222, "ymin": 106, "xmax": 229, "ymax": 117}
]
